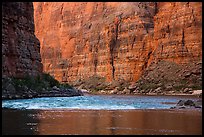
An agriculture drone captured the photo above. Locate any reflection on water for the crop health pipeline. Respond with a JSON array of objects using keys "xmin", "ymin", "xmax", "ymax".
[{"xmin": 2, "ymin": 109, "xmax": 202, "ymax": 135}]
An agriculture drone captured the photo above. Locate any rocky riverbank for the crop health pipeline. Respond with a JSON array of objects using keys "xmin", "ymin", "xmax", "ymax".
[
  {"xmin": 2, "ymin": 74, "xmax": 83, "ymax": 100},
  {"xmin": 73, "ymin": 74, "xmax": 202, "ymax": 97},
  {"xmin": 72, "ymin": 60, "xmax": 202, "ymax": 97},
  {"xmin": 2, "ymin": 86, "xmax": 83, "ymax": 100},
  {"xmin": 78, "ymin": 87, "xmax": 202, "ymax": 97}
]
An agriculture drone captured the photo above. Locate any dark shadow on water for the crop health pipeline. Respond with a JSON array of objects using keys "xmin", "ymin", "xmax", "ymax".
[{"xmin": 2, "ymin": 108, "xmax": 40, "ymax": 135}]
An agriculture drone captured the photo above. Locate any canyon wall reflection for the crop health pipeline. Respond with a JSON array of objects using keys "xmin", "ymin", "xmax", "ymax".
[
  {"xmin": 35, "ymin": 109, "xmax": 202, "ymax": 135},
  {"xmin": 2, "ymin": 109, "xmax": 202, "ymax": 135}
]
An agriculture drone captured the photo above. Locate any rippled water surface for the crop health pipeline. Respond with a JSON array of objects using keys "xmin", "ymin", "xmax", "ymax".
[
  {"xmin": 2, "ymin": 95, "xmax": 202, "ymax": 135},
  {"xmin": 1, "ymin": 94, "xmax": 198, "ymax": 110}
]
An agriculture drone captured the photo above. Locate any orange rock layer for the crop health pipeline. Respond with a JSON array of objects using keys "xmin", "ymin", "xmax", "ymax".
[{"xmin": 33, "ymin": 2, "xmax": 202, "ymax": 83}]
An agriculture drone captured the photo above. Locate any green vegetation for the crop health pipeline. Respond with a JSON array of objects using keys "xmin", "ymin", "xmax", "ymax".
[
  {"xmin": 138, "ymin": 83, "xmax": 159, "ymax": 91},
  {"xmin": 94, "ymin": 86, "xmax": 106, "ymax": 91},
  {"xmin": 172, "ymin": 85, "xmax": 185, "ymax": 92},
  {"xmin": 136, "ymin": 78, "xmax": 202, "ymax": 92},
  {"xmin": 9, "ymin": 73, "xmax": 72, "ymax": 92},
  {"xmin": 59, "ymin": 83, "xmax": 73, "ymax": 89},
  {"xmin": 190, "ymin": 85, "xmax": 202, "ymax": 90}
]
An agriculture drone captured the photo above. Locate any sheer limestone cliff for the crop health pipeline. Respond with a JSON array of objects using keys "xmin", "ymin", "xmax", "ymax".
[{"xmin": 33, "ymin": 2, "xmax": 202, "ymax": 93}]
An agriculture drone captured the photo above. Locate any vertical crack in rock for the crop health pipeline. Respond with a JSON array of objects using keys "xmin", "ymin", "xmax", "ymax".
[
  {"xmin": 181, "ymin": 28, "xmax": 190, "ymax": 58},
  {"xmin": 144, "ymin": 50, "xmax": 153, "ymax": 71},
  {"xmin": 109, "ymin": 38, "xmax": 116, "ymax": 80},
  {"xmin": 155, "ymin": 2, "xmax": 158, "ymax": 14},
  {"xmin": 191, "ymin": 9, "xmax": 196, "ymax": 26},
  {"xmin": 131, "ymin": 36, "xmax": 136, "ymax": 49},
  {"xmin": 161, "ymin": 44, "xmax": 164, "ymax": 56},
  {"xmin": 60, "ymin": 3, "xmax": 64, "ymax": 20},
  {"xmin": 109, "ymin": 15, "xmax": 122, "ymax": 80},
  {"xmin": 114, "ymin": 14, "xmax": 122, "ymax": 40},
  {"xmin": 181, "ymin": 28, "xmax": 185, "ymax": 56},
  {"xmin": 93, "ymin": 37, "xmax": 99, "ymax": 74},
  {"xmin": 186, "ymin": 2, "xmax": 189, "ymax": 7}
]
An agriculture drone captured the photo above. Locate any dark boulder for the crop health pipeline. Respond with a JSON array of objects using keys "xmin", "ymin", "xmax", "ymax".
[
  {"xmin": 184, "ymin": 100, "xmax": 195, "ymax": 106},
  {"xmin": 171, "ymin": 99, "xmax": 202, "ymax": 109}
]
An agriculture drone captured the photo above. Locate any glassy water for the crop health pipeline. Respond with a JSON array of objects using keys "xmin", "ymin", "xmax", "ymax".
[{"xmin": 2, "ymin": 95, "xmax": 202, "ymax": 135}]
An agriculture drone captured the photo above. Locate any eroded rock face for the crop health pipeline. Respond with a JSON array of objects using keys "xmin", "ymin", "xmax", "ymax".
[
  {"xmin": 33, "ymin": 2, "xmax": 156, "ymax": 82},
  {"xmin": 33, "ymin": 2, "xmax": 202, "ymax": 84},
  {"xmin": 152, "ymin": 2, "xmax": 202, "ymax": 64},
  {"xmin": 2, "ymin": 2, "xmax": 43, "ymax": 78}
]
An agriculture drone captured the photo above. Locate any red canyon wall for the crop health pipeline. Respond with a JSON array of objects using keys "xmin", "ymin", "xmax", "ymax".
[
  {"xmin": 33, "ymin": 2, "xmax": 202, "ymax": 83},
  {"xmin": 152, "ymin": 2, "xmax": 202, "ymax": 64},
  {"xmin": 2, "ymin": 2, "xmax": 43, "ymax": 78}
]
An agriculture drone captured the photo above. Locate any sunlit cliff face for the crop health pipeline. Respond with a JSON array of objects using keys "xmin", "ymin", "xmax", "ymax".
[{"xmin": 33, "ymin": 2, "xmax": 202, "ymax": 83}]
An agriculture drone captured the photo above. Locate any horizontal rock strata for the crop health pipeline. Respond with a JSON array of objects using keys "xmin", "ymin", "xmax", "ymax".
[
  {"xmin": 2, "ymin": 2, "xmax": 43, "ymax": 78},
  {"xmin": 33, "ymin": 2, "xmax": 202, "ymax": 89}
]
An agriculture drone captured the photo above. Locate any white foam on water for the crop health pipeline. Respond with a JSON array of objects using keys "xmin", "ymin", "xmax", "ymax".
[
  {"xmin": 27, "ymin": 103, "xmax": 47, "ymax": 109},
  {"xmin": 2, "ymin": 95, "xmax": 183, "ymax": 110}
]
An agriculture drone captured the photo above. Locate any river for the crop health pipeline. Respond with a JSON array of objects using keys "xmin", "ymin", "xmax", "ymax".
[{"xmin": 2, "ymin": 94, "xmax": 202, "ymax": 135}]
